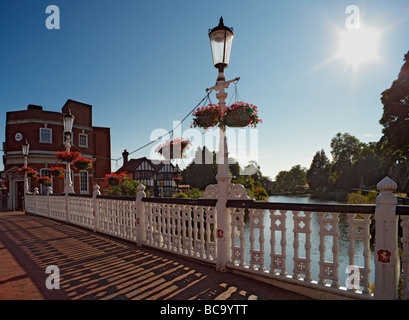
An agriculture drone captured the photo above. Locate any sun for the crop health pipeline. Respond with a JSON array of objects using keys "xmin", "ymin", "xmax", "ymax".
[{"xmin": 335, "ymin": 27, "xmax": 381, "ymax": 71}]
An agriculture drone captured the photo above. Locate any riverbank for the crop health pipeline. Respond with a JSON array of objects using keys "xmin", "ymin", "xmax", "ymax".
[{"xmin": 270, "ymin": 190, "xmax": 349, "ymax": 203}]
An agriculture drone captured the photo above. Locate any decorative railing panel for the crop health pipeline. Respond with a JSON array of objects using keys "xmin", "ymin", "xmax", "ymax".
[
  {"xmin": 49, "ymin": 195, "xmax": 66, "ymax": 222},
  {"xmin": 36, "ymin": 195, "xmax": 49, "ymax": 217},
  {"xmin": 68, "ymin": 195, "xmax": 93, "ymax": 230},
  {"xmin": 97, "ymin": 197, "xmax": 136, "ymax": 242},
  {"xmin": 143, "ymin": 200, "xmax": 217, "ymax": 263}
]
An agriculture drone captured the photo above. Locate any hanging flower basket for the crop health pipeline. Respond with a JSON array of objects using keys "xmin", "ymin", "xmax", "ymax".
[
  {"xmin": 104, "ymin": 172, "xmax": 128, "ymax": 186},
  {"xmin": 191, "ymin": 104, "xmax": 220, "ymax": 129},
  {"xmin": 37, "ymin": 176, "xmax": 52, "ymax": 186},
  {"xmin": 56, "ymin": 151, "xmax": 81, "ymax": 163},
  {"xmin": 50, "ymin": 166, "xmax": 65, "ymax": 178},
  {"xmin": 222, "ymin": 102, "xmax": 262, "ymax": 128},
  {"xmin": 73, "ymin": 157, "xmax": 93, "ymax": 171},
  {"xmin": 18, "ymin": 166, "xmax": 38, "ymax": 179},
  {"xmin": 156, "ymin": 138, "xmax": 191, "ymax": 160}
]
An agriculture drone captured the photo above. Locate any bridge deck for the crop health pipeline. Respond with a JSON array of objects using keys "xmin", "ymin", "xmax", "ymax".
[{"xmin": 0, "ymin": 209, "xmax": 311, "ymax": 301}]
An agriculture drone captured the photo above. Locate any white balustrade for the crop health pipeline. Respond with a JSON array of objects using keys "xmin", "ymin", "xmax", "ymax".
[
  {"xmin": 49, "ymin": 195, "xmax": 66, "ymax": 222},
  {"xmin": 270, "ymin": 209, "xmax": 287, "ymax": 276},
  {"xmin": 143, "ymin": 201, "xmax": 216, "ymax": 262},
  {"xmin": 69, "ymin": 196, "xmax": 93, "ymax": 229},
  {"xmin": 22, "ymin": 177, "xmax": 409, "ymax": 300},
  {"xmin": 347, "ymin": 213, "xmax": 372, "ymax": 294}
]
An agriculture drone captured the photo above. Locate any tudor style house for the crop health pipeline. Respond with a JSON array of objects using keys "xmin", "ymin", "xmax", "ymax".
[
  {"xmin": 2, "ymin": 100, "xmax": 111, "ymax": 210},
  {"xmin": 117, "ymin": 150, "xmax": 178, "ymax": 197}
]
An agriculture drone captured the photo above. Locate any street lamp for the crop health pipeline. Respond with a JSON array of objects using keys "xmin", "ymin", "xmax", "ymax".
[
  {"xmin": 22, "ymin": 140, "xmax": 30, "ymax": 194},
  {"xmin": 207, "ymin": 17, "xmax": 239, "ymax": 271},
  {"xmin": 209, "ymin": 17, "xmax": 234, "ymax": 78},
  {"xmin": 207, "ymin": 17, "xmax": 239, "ymax": 181},
  {"xmin": 63, "ymin": 110, "xmax": 75, "ymax": 194}
]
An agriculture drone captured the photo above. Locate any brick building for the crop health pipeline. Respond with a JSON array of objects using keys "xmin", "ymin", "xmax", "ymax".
[{"xmin": 2, "ymin": 99, "xmax": 111, "ymax": 210}]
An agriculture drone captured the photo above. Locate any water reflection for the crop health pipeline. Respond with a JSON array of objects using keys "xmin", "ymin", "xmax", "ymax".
[{"xmin": 240, "ymin": 195, "xmax": 375, "ymax": 287}]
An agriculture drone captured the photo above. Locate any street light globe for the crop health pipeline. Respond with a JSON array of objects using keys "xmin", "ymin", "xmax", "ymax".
[
  {"xmin": 22, "ymin": 140, "xmax": 30, "ymax": 156},
  {"xmin": 209, "ymin": 17, "xmax": 234, "ymax": 72},
  {"xmin": 63, "ymin": 109, "xmax": 75, "ymax": 133}
]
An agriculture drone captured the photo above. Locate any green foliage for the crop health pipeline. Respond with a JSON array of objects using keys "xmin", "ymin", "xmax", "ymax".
[
  {"xmin": 347, "ymin": 190, "xmax": 378, "ymax": 204},
  {"xmin": 271, "ymin": 165, "xmax": 307, "ymax": 193},
  {"xmin": 107, "ymin": 177, "xmax": 150, "ymax": 197},
  {"xmin": 173, "ymin": 192, "xmax": 188, "ymax": 198},
  {"xmin": 379, "ymin": 51, "xmax": 409, "ymax": 158},
  {"xmin": 306, "ymin": 149, "xmax": 330, "ymax": 191},
  {"xmin": 186, "ymin": 188, "xmax": 204, "ymax": 199}
]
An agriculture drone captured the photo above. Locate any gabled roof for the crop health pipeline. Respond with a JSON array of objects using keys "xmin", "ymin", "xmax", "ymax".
[{"xmin": 116, "ymin": 157, "xmax": 174, "ymax": 173}]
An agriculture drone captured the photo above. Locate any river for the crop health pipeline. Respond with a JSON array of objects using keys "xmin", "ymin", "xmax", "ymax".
[{"xmin": 240, "ymin": 195, "xmax": 375, "ymax": 288}]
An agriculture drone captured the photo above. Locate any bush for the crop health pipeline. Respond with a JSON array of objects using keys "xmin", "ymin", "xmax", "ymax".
[{"xmin": 173, "ymin": 192, "xmax": 188, "ymax": 198}]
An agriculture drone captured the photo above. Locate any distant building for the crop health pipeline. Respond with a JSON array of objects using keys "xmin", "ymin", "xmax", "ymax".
[
  {"xmin": 117, "ymin": 150, "xmax": 177, "ymax": 197},
  {"xmin": 2, "ymin": 100, "xmax": 111, "ymax": 210}
]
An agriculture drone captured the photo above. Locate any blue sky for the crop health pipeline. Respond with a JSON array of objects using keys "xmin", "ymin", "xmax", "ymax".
[{"xmin": 1, "ymin": 0, "xmax": 409, "ymax": 180}]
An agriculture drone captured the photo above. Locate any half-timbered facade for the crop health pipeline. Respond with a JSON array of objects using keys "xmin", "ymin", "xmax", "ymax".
[{"xmin": 117, "ymin": 150, "xmax": 177, "ymax": 197}]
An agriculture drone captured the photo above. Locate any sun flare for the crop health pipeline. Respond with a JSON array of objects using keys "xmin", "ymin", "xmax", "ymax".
[{"xmin": 335, "ymin": 27, "xmax": 381, "ymax": 70}]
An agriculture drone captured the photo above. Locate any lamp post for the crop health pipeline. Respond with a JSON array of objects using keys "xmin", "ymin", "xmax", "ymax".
[
  {"xmin": 22, "ymin": 140, "xmax": 30, "ymax": 194},
  {"xmin": 207, "ymin": 17, "xmax": 239, "ymax": 271},
  {"xmin": 63, "ymin": 110, "xmax": 75, "ymax": 194}
]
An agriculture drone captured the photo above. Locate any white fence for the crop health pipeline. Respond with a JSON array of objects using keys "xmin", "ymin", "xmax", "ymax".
[{"xmin": 24, "ymin": 177, "xmax": 409, "ymax": 300}]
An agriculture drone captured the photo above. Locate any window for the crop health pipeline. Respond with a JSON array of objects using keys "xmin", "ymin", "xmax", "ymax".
[
  {"xmin": 63, "ymin": 132, "xmax": 73, "ymax": 144},
  {"xmin": 80, "ymin": 171, "xmax": 88, "ymax": 193},
  {"xmin": 40, "ymin": 128, "xmax": 52, "ymax": 143},
  {"xmin": 40, "ymin": 169, "xmax": 52, "ymax": 194},
  {"xmin": 79, "ymin": 133, "xmax": 88, "ymax": 147}
]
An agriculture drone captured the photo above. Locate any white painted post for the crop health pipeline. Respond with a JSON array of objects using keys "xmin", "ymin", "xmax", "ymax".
[
  {"xmin": 92, "ymin": 184, "xmax": 101, "ymax": 232},
  {"xmin": 374, "ymin": 176, "xmax": 400, "ymax": 300},
  {"xmin": 65, "ymin": 193, "xmax": 70, "ymax": 224},
  {"xmin": 47, "ymin": 186, "xmax": 52, "ymax": 218},
  {"xmin": 34, "ymin": 187, "xmax": 38, "ymax": 216},
  {"xmin": 136, "ymin": 184, "xmax": 146, "ymax": 247}
]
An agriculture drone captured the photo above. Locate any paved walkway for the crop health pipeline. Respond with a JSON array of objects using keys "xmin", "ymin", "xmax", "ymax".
[{"xmin": 0, "ymin": 209, "xmax": 311, "ymax": 301}]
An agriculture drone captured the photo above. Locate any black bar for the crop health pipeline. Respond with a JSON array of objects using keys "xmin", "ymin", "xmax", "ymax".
[
  {"xmin": 226, "ymin": 200, "xmax": 376, "ymax": 214},
  {"xmin": 396, "ymin": 205, "xmax": 409, "ymax": 216},
  {"xmin": 142, "ymin": 197, "xmax": 217, "ymax": 207}
]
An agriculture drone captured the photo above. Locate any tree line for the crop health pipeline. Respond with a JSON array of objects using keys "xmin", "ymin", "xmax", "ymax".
[{"xmin": 272, "ymin": 51, "xmax": 409, "ymax": 196}]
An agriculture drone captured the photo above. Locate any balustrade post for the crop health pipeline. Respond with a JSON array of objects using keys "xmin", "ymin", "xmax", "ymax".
[
  {"xmin": 215, "ymin": 178, "xmax": 232, "ymax": 272},
  {"xmin": 374, "ymin": 176, "xmax": 400, "ymax": 300},
  {"xmin": 34, "ymin": 187, "xmax": 38, "ymax": 216},
  {"xmin": 93, "ymin": 184, "xmax": 101, "ymax": 232},
  {"xmin": 135, "ymin": 184, "xmax": 146, "ymax": 247},
  {"xmin": 47, "ymin": 186, "xmax": 52, "ymax": 218},
  {"xmin": 65, "ymin": 192, "xmax": 70, "ymax": 224}
]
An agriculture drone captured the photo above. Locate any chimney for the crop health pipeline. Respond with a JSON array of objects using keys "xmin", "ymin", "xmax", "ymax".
[{"xmin": 122, "ymin": 149, "xmax": 129, "ymax": 166}]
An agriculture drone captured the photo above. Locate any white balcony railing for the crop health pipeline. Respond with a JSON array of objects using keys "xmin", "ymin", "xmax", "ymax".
[{"xmin": 24, "ymin": 176, "xmax": 409, "ymax": 300}]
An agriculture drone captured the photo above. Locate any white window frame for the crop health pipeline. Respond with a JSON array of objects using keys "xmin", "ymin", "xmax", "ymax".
[
  {"xmin": 79, "ymin": 170, "xmax": 89, "ymax": 194},
  {"xmin": 40, "ymin": 168, "xmax": 52, "ymax": 194},
  {"xmin": 78, "ymin": 133, "xmax": 88, "ymax": 148},
  {"xmin": 39, "ymin": 128, "xmax": 52, "ymax": 143},
  {"xmin": 63, "ymin": 132, "xmax": 73, "ymax": 145}
]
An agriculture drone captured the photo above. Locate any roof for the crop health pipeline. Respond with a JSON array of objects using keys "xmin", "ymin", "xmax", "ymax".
[{"xmin": 116, "ymin": 157, "xmax": 174, "ymax": 173}]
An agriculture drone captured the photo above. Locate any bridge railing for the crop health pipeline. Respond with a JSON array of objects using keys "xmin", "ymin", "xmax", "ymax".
[{"xmin": 24, "ymin": 177, "xmax": 409, "ymax": 300}]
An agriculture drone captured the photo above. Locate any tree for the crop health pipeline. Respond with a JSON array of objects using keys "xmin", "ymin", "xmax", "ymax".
[
  {"xmin": 379, "ymin": 51, "xmax": 409, "ymax": 158},
  {"xmin": 329, "ymin": 132, "xmax": 363, "ymax": 189},
  {"xmin": 182, "ymin": 147, "xmax": 217, "ymax": 190},
  {"xmin": 108, "ymin": 178, "xmax": 147, "ymax": 197},
  {"xmin": 306, "ymin": 149, "xmax": 330, "ymax": 190},
  {"xmin": 272, "ymin": 165, "xmax": 307, "ymax": 193}
]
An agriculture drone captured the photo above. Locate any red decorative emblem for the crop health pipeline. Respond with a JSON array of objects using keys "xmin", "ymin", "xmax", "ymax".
[
  {"xmin": 136, "ymin": 218, "xmax": 140, "ymax": 225},
  {"xmin": 217, "ymin": 229, "xmax": 224, "ymax": 239},
  {"xmin": 377, "ymin": 249, "xmax": 391, "ymax": 263}
]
